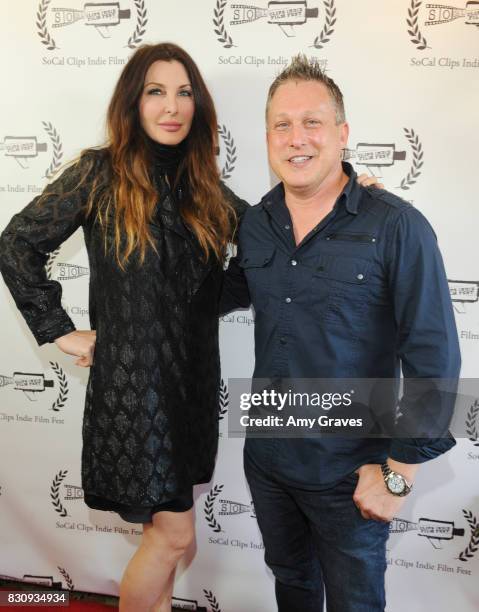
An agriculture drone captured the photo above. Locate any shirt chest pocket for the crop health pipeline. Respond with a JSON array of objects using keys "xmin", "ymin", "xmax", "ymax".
[
  {"xmin": 311, "ymin": 255, "xmax": 372, "ymax": 326},
  {"xmin": 238, "ymin": 247, "xmax": 275, "ymax": 312}
]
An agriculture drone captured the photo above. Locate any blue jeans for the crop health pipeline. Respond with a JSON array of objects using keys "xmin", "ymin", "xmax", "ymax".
[{"xmin": 244, "ymin": 448, "xmax": 390, "ymax": 612}]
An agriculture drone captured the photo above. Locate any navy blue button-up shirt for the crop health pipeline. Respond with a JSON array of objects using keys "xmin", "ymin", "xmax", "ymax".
[{"xmin": 222, "ymin": 163, "xmax": 461, "ymax": 487}]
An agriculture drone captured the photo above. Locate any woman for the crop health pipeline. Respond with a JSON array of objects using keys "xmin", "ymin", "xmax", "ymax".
[
  {"xmin": 0, "ymin": 43, "xmax": 246, "ymax": 612},
  {"xmin": 0, "ymin": 43, "xmax": 380, "ymax": 611}
]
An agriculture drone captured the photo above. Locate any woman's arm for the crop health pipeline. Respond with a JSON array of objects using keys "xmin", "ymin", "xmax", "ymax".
[{"xmin": 0, "ymin": 151, "xmax": 99, "ymax": 347}]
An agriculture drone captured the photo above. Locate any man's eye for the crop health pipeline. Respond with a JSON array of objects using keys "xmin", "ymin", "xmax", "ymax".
[
  {"xmin": 306, "ymin": 120, "xmax": 320, "ymax": 126},
  {"xmin": 276, "ymin": 123, "xmax": 289, "ymax": 130}
]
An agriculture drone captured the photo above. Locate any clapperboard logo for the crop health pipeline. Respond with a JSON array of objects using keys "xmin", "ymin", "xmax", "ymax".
[
  {"xmin": 0, "ymin": 122, "xmax": 63, "ymax": 178},
  {"xmin": 391, "ymin": 513, "xmax": 478, "ymax": 561},
  {"xmin": 46, "ymin": 249, "xmax": 90, "ymax": 282},
  {"xmin": 343, "ymin": 143, "xmax": 406, "ymax": 177},
  {"xmin": 0, "ymin": 571, "xmax": 74, "ymax": 591},
  {"xmin": 173, "ymin": 591, "xmax": 224, "ymax": 611},
  {"xmin": 50, "ymin": 470, "xmax": 84, "ymax": 517},
  {"xmin": 343, "ymin": 128, "xmax": 424, "ymax": 191},
  {"xmin": 36, "ymin": 0, "xmax": 148, "ymax": 50},
  {"xmin": 0, "ymin": 362, "xmax": 68, "ymax": 411},
  {"xmin": 407, "ymin": 1, "xmax": 479, "ymax": 51},
  {"xmin": 448, "ymin": 279, "xmax": 479, "ymax": 313},
  {"xmin": 229, "ymin": 1, "xmax": 319, "ymax": 37},
  {"xmin": 204, "ymin": 484, "xmax": 256, "ymax": 533},
  {"xmin": 213, "ymin": 0, "xmax": 337, "ymax": 49}
]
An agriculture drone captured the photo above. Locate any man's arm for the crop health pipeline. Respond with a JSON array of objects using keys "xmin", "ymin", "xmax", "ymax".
[{"xmin": 354, "ymin": 206, "xmax": 460, "ymax": 521}]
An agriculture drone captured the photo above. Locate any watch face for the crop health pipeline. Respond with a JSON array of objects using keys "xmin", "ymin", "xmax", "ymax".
[{"xmin": 388, "ymin": 473, "xmax": 406, "ymax": 494}]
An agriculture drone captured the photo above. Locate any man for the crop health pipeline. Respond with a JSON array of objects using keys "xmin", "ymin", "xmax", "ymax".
[{"xmin": 221, "ymin": 55, "xmax": 460, "ymax": 612}]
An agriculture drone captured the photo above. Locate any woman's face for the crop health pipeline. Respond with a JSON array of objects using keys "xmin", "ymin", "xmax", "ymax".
[{"xmin": 139, "ymin": 59, "xmax": 195, "ymax": 146}]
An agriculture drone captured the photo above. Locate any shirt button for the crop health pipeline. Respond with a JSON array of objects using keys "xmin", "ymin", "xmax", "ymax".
[
  {"xmin": 285, "ymin": 297, "xmax": 292, "ymax": 303},
  {"xmin": 291, "ymin": 259, "xmax": 297, "ymax": 266},
  {"xmin": 280, "ymin": 337, "xmax": 287, "ymax": 345},
  {"xmin": 284, "ymin": 224, "xmax": 290, "ymax": 230},
  {"xmin": 357, "ymin": 274, "xmax": 364, "ymax": 280}
]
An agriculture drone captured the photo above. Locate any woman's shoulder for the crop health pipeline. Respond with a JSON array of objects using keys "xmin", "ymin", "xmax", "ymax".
[{"xmin": 77, "ymin": 146, "xmax": 111, "ymax": 172}]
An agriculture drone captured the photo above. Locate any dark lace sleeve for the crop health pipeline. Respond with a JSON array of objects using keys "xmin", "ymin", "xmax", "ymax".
[{"xmin": 0, "ymin": 150, "xmax": 100, "ymax": 346}]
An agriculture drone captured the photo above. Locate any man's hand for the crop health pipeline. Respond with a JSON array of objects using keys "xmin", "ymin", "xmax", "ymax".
[
  {"xmin": 54, "ymin": 330, "xmax": 96, "ymax": 367},
  {"xmin": 353, "ymin": 461, "xmax": 419, "ymax": 522},
  {"xmin": 356, "ymin": 173, "xmax": 384, "ymax": 189}
]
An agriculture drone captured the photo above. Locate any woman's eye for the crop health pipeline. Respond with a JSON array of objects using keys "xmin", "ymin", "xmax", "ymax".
[
  {"xmin": 147, "ymin": 88, "xmax": 163, "ymax": 95},
  {"xmin": 179, "ymin": 90, "xmax": 192, "ymax": 97}
]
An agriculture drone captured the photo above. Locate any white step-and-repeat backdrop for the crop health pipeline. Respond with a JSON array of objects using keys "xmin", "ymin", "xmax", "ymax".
[{"xmin": 1, "ymin": 2, "xmax": 478, "ymax": 610}]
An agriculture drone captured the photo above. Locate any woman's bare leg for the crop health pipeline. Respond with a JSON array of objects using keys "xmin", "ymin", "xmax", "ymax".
[{"xmin": 119, "ymin": 508, "xmax": 194, "ymax": 612}]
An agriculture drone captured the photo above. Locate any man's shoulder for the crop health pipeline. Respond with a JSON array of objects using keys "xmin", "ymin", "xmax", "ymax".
[
  {"xmin": 241, "ymin": 187, "xmax": 277, "ymax": 220},
  {"xmin": 360, "ymin": 185, "xmax": 413, "ymax": 219}
]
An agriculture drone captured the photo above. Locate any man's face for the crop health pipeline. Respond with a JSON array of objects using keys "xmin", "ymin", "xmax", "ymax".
[{"xmin": 266, "ymin": 79, "xmax": 349, "ymax": 194}]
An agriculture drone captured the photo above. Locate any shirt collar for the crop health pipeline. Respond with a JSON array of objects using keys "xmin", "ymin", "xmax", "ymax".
[{"xmin": 262, "ymin": 161, "xmax": 361, "ymax": 216}]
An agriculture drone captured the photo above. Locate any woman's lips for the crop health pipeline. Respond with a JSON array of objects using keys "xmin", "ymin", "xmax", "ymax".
[{"xmin": 158, "ymin": 123, "xmax": 182, "ymax": 132}]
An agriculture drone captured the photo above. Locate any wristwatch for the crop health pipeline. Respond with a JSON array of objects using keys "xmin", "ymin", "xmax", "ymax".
[{"xmin": 381, "ymin": 462, "xmax": 413, "ymax": 497}]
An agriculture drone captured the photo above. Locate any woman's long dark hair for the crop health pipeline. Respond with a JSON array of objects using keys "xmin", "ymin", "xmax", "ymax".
[{"xmin": 86, "ymin": 42, "xmax": 235, "ymax": 267}]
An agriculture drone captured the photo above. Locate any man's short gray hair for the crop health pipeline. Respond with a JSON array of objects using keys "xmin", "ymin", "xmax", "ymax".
[{"xmin": 266, "ymin": 54, "xmax": 346, "ymax": 125}]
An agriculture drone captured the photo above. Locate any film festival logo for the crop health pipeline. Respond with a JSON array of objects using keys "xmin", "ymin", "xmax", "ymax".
[
  {"xmin": 391, "ymin": 511, "xmax": 479, "ymax": 562},
  {"xmin": 0, "ymin": 362, "xmax": 68, "ymax": 412},
  {"xmin": 407, "ymin": 1, "xmax": 479, "ymax": 51},
  {"xmin": 219, "ymin": 379, "xmax": 229, "ymax": 420},
  {"xmin": 0, "ymin": 122, "xmax": 63, "ymax": 179},
  {"xmin": 343, "ymin": 128, "xmax": 424, "ymax": 191},
  {"xmin": 36, "ymin": 0, "xmax": 148, "ymax": 50},
  {"xmin": 204, "ymin": 483, "xmax": 256, "ymax": 534},
  {"xmin": 50, "ymin": 469, "xmax": 83, "ymax": 517},
  {"xmin": 213, "ymin": 0, "xmax": 336, "ymax": 48},
  {"xmin": 448, "ymin": 279, "xmax": 479, "ymax": 314},
  {"xmin": 217, "ymin": 124, "xmax": 237, "ymax": 180},
  {"xmin": 172, "ymin": 592, "xmax": 223, "ymax": 612},
  {"xmin": 465, "ymin": 399, "xmax": 479, "ymax": 448},
  {"xmin": 46, "ymin": 249, "xmax": 90, "ymax": 282},
  {"xmin": 0, "ymin": 570, "xmax": 75, "ymax": 592}
]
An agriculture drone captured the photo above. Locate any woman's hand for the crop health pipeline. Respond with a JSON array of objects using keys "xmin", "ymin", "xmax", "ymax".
[
  {"xmin": 54, "ymin": 330, "xmax": 96, "ymax": 367},
  {"xmin": 357, "ymin": 173, "xmax": 384, "ymax": 190}
]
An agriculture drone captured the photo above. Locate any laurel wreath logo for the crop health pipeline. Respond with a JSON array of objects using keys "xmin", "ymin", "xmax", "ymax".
[
  {"xmin": 126, "ymin": 0, "xmax": 148, "ymax": 49},
  {"xmin": 203, "ymin": 590, "xmax": 223, "ymax": 612},
  {"xmin": 311, "ymin": 0, "xmax": 337, "ymax": 49},
  {"xmin": 46, "ymin": 248, "xmax": 61, "ymax": 280},
  {"xmin": 51, "ymin": 469, "xmax": 69, "ymax": 516},
  {"xmin": 466, "ymin": 400, "xmax": 479, "ymax": 447},
  {"xmin": 218, "ymin": 124, "xmax": 237, "ymax": 180},
  {"xmin": 398, "ymin": 128, "xmax": 423, "ymax": 190},
  {"xmin": 213, "ymin": 0, "xmax": 236, "ymax": 48},
  {"xmin": 457, "ymin": 510, "xmax": 479, "ymax": 561},
  {"xmin": 219, "ymin": 378, "xmax": 229, "ymax": 420},
  {"xmin": 50, "ymin": 361, "xmax": 69, "ymax": 412},
  {"xmin": 57, "ymin": 566, "xmax": 75, "ymax": 590},
  {"xmin": 42, "ymin": 122, "xmax": 63, "ymax": 180},
  {"xmin": 204, "ymin": 484, "xmax": 224, "ymax": 532},
  {"xmin": 407, "ymin": 0, "xmax": 429, "ymax": 51},
  {"xmin": 36, "ymin": 0, "xmax": 58, "ymax": 51}
]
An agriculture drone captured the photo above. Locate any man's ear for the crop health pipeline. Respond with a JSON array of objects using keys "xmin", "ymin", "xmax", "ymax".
[{"xmin": 340, "ymin": 122, "xmax": 349, "ymax": 149}]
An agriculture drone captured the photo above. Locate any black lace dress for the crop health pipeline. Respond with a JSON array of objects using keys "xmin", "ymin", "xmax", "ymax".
[{"xmin": 0, "ymin": 146, "xmax": 247, "ymax": 522}]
